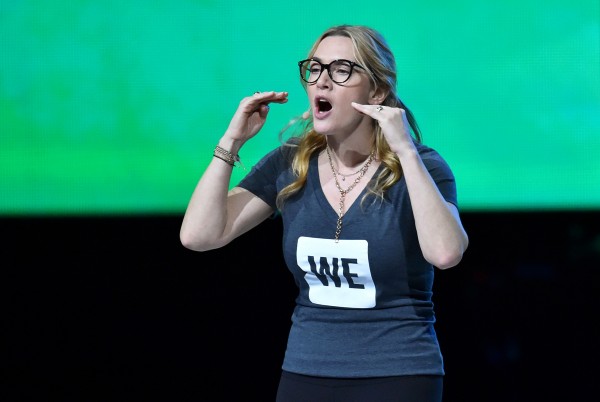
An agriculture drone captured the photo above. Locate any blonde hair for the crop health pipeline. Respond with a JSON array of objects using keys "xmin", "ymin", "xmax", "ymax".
[{"xmin": 276, "ymin": 24, "xmax": 422, "ymax": 210}]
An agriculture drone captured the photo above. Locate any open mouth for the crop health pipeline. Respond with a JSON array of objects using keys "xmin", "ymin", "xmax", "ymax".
[{"xmin": 315, "ymin": 97, "xmax": 332, "ymax": 113}]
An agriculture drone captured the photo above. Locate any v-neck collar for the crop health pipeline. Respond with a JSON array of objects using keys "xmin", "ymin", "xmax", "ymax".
[{"xmin": 309, "ymin": 154, "xmax": 382, "ymax": 225}]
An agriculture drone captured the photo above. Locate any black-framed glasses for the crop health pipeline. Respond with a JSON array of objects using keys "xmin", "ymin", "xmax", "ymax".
[{"xmin": 298, "ymin": 58, "xmax": 366, "ymax": 84}]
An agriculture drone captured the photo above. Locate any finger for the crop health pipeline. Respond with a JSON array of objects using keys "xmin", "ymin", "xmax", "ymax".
[
  {"xmin": 240, "ymin": 92, "xmax": 284, "ymax": 114},
  {"xmin": 351, "ymin": 101, "xmax": 381, "ymax": 116},
  {"xmin": 252, "ymin": 91, "xmax": 289, "ymax": 104}
]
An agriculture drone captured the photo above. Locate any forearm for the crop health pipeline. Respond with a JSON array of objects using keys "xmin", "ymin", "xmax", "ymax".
[
  {"xmin": 399, "ymin": 150, "xmax": 469, "ymax": 269},
  {"xmin": 180, "ymin": 91, "xmax": 287, "ymax": 251},
  {"xmin": 179, "ymin": 146, "xmax": 237, "ymax": 251}
]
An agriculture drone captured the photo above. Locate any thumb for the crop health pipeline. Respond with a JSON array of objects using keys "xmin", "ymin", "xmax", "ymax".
[{"xmin": 258, "ymin": 104, "xmax": 270, "ymax": 118}]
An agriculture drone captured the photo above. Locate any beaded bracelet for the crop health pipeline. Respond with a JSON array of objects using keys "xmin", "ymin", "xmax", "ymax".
[{"xmin": 213, "ymin": 153, "xmax": 234, "ymax": 166}]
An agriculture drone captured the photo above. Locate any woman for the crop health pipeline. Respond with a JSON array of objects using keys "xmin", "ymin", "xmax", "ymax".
[{"xmin": 180, "ymin": 24, "xmax": 469, "ymax": 402}]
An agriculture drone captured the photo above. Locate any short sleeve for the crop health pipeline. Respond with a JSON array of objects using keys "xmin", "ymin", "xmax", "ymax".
[
  {"xmin": 419, "ymin": 146, "xmax": 458, "ymax": 207},
  {"xmin": 237, "ymin": 143, "xmax": 296, "ymax": 210}
]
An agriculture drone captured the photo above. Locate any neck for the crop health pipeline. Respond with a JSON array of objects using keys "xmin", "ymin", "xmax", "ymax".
[{"xmin": 326, "ymin": 138, "xmax": 373, "ymax": 169}]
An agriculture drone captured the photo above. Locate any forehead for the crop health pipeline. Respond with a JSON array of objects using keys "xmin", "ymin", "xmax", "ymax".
[{"xmin": 313, "ymin": 36, "xmax": 356, "ymax": 62}]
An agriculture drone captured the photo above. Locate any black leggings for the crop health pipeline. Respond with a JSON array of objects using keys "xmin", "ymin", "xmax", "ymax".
[{"xmin": 276, "ymin": 371, "xmax": 443, "ymax": 402}]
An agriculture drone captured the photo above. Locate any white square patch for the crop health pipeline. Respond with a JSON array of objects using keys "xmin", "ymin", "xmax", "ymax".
[{"xmin": 296, "ymin": 236, "xmax": 375, "ymax": 308}]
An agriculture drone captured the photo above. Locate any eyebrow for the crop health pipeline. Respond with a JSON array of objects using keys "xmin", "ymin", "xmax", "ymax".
[{"xmin": 311, "ymin": 57, "xmax": 354, "ymax": 63}]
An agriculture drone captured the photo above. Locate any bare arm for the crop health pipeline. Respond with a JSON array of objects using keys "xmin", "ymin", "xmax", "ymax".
[
  {"xmin": 394, "ymin": 149, "xmax": 469, "ymax": 269},
  {"xmin": 180, "ymin": 91, "xmax": 288, "ymax": 252},
  {"xmin": 352, "ymin": 102, "xmax": 469, "ymax": 269}
]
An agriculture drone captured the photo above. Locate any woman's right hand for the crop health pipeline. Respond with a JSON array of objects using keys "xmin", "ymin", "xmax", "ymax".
[{"xmin": 224, "ymin": 91, "xmax": 288, "ymax": 144}]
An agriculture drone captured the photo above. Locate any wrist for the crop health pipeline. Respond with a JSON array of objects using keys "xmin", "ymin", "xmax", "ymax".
[
  {"xmin": 217, "ymin": 137, "xmax": 244, "ymax": 155},
  {"xmin": 213, "ymin": 144, "xmax": 245, "ymax": 169}
]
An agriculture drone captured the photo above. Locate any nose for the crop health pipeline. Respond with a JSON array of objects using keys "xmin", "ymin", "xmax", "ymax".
[{"xmin": 315, "ymin": 67, "xmax": 332, "ymax": 88}]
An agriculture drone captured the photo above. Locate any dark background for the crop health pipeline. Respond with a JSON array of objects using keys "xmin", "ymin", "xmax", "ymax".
[{"xmin": 4, "ymin": 211, "xmax": 600, "ymax": 401}]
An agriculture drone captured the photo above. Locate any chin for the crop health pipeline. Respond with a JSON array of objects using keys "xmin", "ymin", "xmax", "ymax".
[{"xmin": 312, "ymin": 121, "xmax": 335, "ymax": 136}]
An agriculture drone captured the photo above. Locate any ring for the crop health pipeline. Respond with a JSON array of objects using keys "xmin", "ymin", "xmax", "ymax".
[
  {"xmin": 376, "ymin": 106, "xmax": 383, "ymax": 112},
  {"xmin": 254, "ymin": 91, "xmax": 260, "ymax": 94}
]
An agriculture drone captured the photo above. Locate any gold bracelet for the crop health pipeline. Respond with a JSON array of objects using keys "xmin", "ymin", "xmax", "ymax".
[{"xmin": 214, "ymin": 145, "xmax": 245, "ymax": 169}]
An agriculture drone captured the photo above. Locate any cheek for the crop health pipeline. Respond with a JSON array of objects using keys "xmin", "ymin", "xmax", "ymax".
[
  {"xmin": 351, "ymin": 85, "xmax": 375, "ymax": 104},
  {"xmin": 305, "ymin": 86, "xmax": 316, "ymax": 104}
]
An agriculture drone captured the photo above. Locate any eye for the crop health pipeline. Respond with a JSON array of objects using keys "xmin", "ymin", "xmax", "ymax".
[
  {"xmin": 332, "ymin": 61, "xmax": 352, "ymax": 76},
  {"xmin": 310, "ymin": 65, "xmax": 322, "ymax": 74},
  {"xmin": 307, "ymin": 61, "xmax": 321, "ymax": 72}
]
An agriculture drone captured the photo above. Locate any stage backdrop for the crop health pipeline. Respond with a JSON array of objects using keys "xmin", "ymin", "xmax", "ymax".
[{"xmin": 1, "ymin": 0, "xmax": 599, "ymax": 215}]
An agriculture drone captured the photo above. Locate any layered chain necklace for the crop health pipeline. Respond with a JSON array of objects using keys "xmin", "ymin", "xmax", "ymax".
[
  {"xmin": 335, "ymin": 167, "xmax": 361, "ymax": 181},
  {"xmin": 326, "ymin": 146, "xmax": 375, "ymax": 242}
]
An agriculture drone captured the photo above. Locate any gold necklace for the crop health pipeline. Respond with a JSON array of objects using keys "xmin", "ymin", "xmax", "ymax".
[
  {"xmin": 330, "ymin": 149, "xmax": 374, "ymax": 181},
  {"xmin": 326, "ymin": 146, "xmax": 375, "ymax": 242},
  {"xmin": 335, "ymin": 168, "xmax": 362, "ymax": 181},
  {"xmin": 332, "ymin": 163, "xmax": 366, "ymax": 181}
]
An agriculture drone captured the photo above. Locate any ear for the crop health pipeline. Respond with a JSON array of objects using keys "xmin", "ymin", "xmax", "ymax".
[{"xmin": 368, "ymin": 86, "xmax": 388, "ymax": 105}]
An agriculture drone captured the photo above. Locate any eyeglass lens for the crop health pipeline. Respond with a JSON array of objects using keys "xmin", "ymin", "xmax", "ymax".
[{"xmin": 300, "ymin": 60, "xmax": 354, "ymax": 84}]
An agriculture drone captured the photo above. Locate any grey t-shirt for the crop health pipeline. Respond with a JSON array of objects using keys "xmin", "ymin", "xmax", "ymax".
[{"xmin": 238, "ymin": 140, "xmax": 458, "ymax": 378}]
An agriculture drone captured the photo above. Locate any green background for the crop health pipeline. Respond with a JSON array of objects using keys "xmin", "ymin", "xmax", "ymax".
[{"xmin": 1, "ymin": 0, "xmax": 598, "ymax": 215}]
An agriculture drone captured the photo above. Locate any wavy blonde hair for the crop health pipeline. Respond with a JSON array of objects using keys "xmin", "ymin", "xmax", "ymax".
[{"xmin": 276, "ymin": 24, "xmax": 422, "ymax": 210}]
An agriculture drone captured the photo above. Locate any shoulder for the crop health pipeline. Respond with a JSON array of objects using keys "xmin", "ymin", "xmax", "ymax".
[
  {"xmin": 240, "ymin": 138, "xmax": 300, "ymax": 185},
  {"xmin": 415, "ymin": 141, "xmax": 443, "ymax": 160},
  {"xmin": 415, "ymin": 142, "xmax": 450, "ymax": 165},
  {"xmin": 414, "ymin": 142, "xmax": 456, "ymax": 179},
  {"xmin": 253, "ymin": 138, "xmax": 298, "ymax": 170}
]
